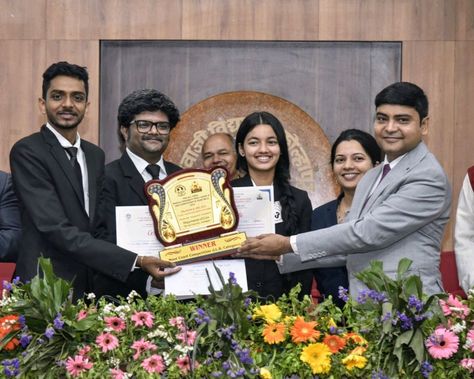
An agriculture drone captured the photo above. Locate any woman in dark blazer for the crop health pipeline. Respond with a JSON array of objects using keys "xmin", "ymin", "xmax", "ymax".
[
  {"xmin": 305, "ymin": 129, "xmax": 381, "ymax": 307},
  {"xmin": 231, "ymin": 111, "xmax": 313, "ymax": 300}
]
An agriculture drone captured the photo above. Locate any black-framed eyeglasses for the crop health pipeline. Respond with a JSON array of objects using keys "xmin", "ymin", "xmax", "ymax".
[{"xmin": 130, "ymin": 120, "xmax": 171, "ymax": 134}]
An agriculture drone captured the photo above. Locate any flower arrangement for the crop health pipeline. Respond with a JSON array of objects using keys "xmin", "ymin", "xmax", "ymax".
[
  {"xmin": 424, "ymin": 289, "xmax": 474, "ymax": 378},
  {"xmin": 0, "ymin": 257, "xmax": 464, "ymax": 379},
  {"xmin": 248, "ymin": 286, "xmax": 370, "ymax": 378}
]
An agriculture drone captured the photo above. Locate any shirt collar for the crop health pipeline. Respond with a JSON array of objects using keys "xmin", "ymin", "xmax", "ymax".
[
  {"xmin": 46, "ymin": 123, "xmax": 81, "ymax": 149},
  {"xmin": 383, "ymin": 152, "xmax": 406, "ymax": 170},
  {"xmin": 125, "ymin": 148, "xmax": 167, "ymax": 177}
]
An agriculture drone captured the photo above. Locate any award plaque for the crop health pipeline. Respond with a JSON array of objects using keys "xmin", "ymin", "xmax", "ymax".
[{"xmin": 144, "ymin": 167, "xmax": 246, "ymax": 264}]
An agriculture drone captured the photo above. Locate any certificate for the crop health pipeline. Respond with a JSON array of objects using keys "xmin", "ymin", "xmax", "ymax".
[
  {"xmin": 233, "ymin": 186, "xmax": 275, "ymax": 236},
  {"xmin": 116, "ymin": 206, "xmax": 163, "ymax": 256},
  {"xmin": 164, "ymin": 259, "xmax": 248, "ymax": 298}
]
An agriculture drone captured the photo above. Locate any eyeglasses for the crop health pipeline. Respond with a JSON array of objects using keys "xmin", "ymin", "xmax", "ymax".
[{"xmin": 130, "ymin": 120, "xmax": 171, "ymax": 134}]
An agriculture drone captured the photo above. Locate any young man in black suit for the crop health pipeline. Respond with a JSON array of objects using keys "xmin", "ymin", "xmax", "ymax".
[
  {"xmin": 9, "ymin": 62, "xmax": 180, "ymax": 300},
  {"xmin": 94, "ymin": 89, "xmax": 182, "ymax": 298}
]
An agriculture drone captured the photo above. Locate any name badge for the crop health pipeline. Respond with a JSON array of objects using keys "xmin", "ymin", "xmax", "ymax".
[{"xmin": 274, "ymin": 201, "xmax": 283, "ymax": 224}]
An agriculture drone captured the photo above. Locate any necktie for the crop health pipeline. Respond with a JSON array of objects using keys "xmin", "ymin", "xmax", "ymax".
[
  {"xmin": 64, "ymin": 147, "xmax": 84, "ymax": 200},
  {"xmin": 146, "ymin": 164, "xmax": 161, "ymax": 180},
  {"xmin": 380, "ymin": 163, "xmax": 391, "ymax": 181}
]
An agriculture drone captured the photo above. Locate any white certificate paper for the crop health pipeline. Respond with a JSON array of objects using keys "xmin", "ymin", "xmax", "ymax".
[
  {"xmin": 164, "ymin": 259, "xmax": 248, "ymax": 298},
  {"xmin": 116, "ymin": 206, "xmax": 163, "ymax": 256},
  {"xmin": 233, "ymin": 186, "xmax": 275, "ymax": 236}
]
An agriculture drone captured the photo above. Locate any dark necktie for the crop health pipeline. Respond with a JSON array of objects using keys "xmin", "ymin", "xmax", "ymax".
[
  {"xmin": 380, "ymin": 163, "xmax": 391, "ymax": 181},
  {"xmin": 146, "ymin": 164, "xmax": 161, "ymax": 180},
  {"xmin": 64, "ymin": 147, "xmax": 84, "ymax": 193}
]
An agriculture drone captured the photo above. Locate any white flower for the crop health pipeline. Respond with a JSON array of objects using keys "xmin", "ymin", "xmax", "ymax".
[
  {"xmin": 450, "ymin": 321, "xmax": 466, "ymax": 334},
  {"xmin": 86, "ymin": 292, "xmax": 96, "ymax": 300},
  {"xmin": 127, "ymin": 290, "xmax": 139, "ymax": 302},
  {"xmin": 463, "ymin": 338, "xmax": 473, "ymax": 350},
  {"xmin": 103, "ymin": 303, "xmax": 116, "ymax": 314}
]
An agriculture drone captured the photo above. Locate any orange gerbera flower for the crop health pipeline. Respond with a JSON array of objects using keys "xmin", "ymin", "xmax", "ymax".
[
  {"xmin": 323, "ymin": 334, "xmax": 346, "ymax": 353},
  {"xmin": 290, "ymin": 317, "xmax": 320, "ymax": 344},
  {"xmin": 262, "ymin": 322, "xmax": 286, "ymax": 344},
  {"xmin": 0, "ymin": 315, "xmax": 21, "ymax": 351},
  {"xmin": 345, "ymin": 332, "xmax": 368, "ymax": 345}
]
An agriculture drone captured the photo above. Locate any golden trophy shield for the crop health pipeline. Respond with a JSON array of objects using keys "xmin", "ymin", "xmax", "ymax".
[{"xmin": 145, "ymin": 167, "xmax": 246, "ymax": 264}]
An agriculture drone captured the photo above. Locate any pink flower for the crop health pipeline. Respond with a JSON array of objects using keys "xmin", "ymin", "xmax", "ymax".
[
  {"xmin": 131, "ymin": 311, "xmax": 154, "ymax": 328},
  {"xmin": 466, "ymin": 329, "xmax": 474, "ymax": 352},
  {"xmin": 131, "ymin": 338, "xmax": 157, "ymax": 360},
  {"xmin": 141, "ymin": 354, "xmax": 165, "ymax": 374},
  {"xmin": 170, "ymin": 316, "xmax": 186, "ymax": 331},
  {"xmin": 77, "ymin": 310, "xmax": 88, "ymax": 321},
  {"xmin": 65, "ymin": 355, "xmax": 93, "ymax": 377},
  {"xmin": 439, "ymin": 295, "xmax": 470, "ymax": 319},
  {"xmin": 95, "ymin": 332, "xmax": 119, "ymax": 353},
  {"xmin": 110, "ymin": 368, "xmax": 127, "ymax": 379},
  {"xmin": 426, "ymin": 327, "xmax": 459, "ymax": 359},
  {"xmin": 460, "ymin": 358, "xmax": 474, "ymax": 373},
  {"xmin": 77, "ymin": 345, "xmax": 91, "ymax": 357},
  {"xmin": 176, "ymin": 355, "xmax": 191, "ymax": 374},
  {"xmin": 105, "ymin": 316, "xmax": 126, "ymax": 332},
  {"xmin": 177, "ymin": 330, "xmax": 197, "ymax": 346}
]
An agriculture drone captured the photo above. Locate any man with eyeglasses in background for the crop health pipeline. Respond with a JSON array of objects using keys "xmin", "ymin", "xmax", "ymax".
[{"xmin": 94, "ymin": 89, "xmax": 182, "ymax": 298}]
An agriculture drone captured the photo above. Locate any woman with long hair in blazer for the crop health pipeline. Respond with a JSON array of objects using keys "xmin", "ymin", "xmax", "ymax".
[{"xmin": 231, "ymin": 111, "xmax": 313, "ymax": 300}]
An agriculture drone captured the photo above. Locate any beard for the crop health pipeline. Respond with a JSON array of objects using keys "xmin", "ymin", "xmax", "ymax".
[{"xmin": 46, "ymin": 109, "xmax": 85, "ymax": 130}]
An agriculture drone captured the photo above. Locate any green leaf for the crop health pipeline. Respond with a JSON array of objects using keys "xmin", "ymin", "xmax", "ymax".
[
  {"xmin": 397, "ymin": 258, "xmax": 412, "ymax": 279},
  {"xmin": 409, "ymin": 328, "xmax": 426, "ymax": 364}
]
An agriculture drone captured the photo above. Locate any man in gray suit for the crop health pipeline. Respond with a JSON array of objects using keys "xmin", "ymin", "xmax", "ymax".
[{"xmin": 237, "ymin": 82, "xmax": 451, "ymax": 296}]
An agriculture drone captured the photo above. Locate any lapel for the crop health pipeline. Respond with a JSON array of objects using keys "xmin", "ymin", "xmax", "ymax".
[
  {"xmin": 355, "ymin": 142, "xmax": 428, "ymax": 217},
  {"xmin": 41, "ymin": 126, "xmax": 86, "ymax": 212},
  {"xmin": 119, "ymin": 153, "xmax": 148, "ymax": 204},
  {"xmin": 82, "ymin": 142, "xmax": 98, "ymax": 220},
  {"xmin": 163, "ymin": 160, "xmax": 181, "ymax": 176}
]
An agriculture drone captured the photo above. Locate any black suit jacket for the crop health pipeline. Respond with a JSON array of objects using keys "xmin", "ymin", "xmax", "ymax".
[
  {"xmin": 0, "ymin": 171, "xmax": 21, "ymax": 261},
  {"xmin": 9, "ymin": 126, "xmax": 137, "ymax": 299},
  {"xmin": 93, "ymin": 152, "xmax": 181, "ymax": 298},
  {"xmin": 231, "ymin": 175, "xmax": 312, "ymax": 299}
]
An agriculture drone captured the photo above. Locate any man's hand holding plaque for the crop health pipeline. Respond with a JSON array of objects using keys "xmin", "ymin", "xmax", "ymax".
[{"xmin": 145, "ymin": 167, "xmax": 246, "ymax": 264}]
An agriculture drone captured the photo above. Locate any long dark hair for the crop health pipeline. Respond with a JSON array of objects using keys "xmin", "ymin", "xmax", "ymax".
[{"xmin": 235, "ymin": 111, "xmax": 299, "ymax": 234}]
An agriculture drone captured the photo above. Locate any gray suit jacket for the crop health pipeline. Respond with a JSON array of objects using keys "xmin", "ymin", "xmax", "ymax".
[{"xmin": 296, "ymin": 142, "xmax": 451, "ymax": 296}]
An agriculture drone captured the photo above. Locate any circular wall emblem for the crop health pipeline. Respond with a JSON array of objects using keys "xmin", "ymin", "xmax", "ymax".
[{"xmin": 165, "ymin": 91, "xmax": 338, "ymax": 208}]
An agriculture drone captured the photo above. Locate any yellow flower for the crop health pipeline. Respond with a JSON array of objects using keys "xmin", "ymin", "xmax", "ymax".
[
  {"xmin": 259, "ymin": 367, "xmax": 272, "ymax": 379},
  {"xmin": 262, "ymin": 322, "xmax": 286, "ymax": 344},
  {"xmin": 350, "ymin": 346, "xmax": 366, "ymax": 355},
  {"xmin": 342, "ymin": 354, "xmax": 368, "ymax": 370},
  {"xmin": 290, "ymin": 316, "xmax": 320, "ymax": 343},
  {"xmin": 253, "ymin": 304, "xmax": 282, "ymax": 323},
  {"xmin": 300, "ymin": 343, "xmax": 332, "ymax": 374}
]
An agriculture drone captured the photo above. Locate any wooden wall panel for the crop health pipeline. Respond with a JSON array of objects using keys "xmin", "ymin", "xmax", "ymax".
[
  {"xmin": 402, "ymin": 41, "xmax": 455, "ymax": 250},
  {"xmin": 181, "ymin": 0, "xmax": 318, "ymax": 40},
  {"xmin": 46, "ymin": 0, "xmax": 182, "ymax": 40},
  {"xmin": 455, "ymin": 0, "xmax": 474, "ymax": 41},
  {"xmin": 45, "ymin": 40, "xmax": 100, "ymax": 143},
  {"xmin": 0, "ymin": 0, "xmax": 46, "ymax": 40},
  {"xmin": 0, "ymin": 40, "xmax": 46, "ymax": 172},
  {"xmin": 453, "ymin": 42, "xmax": 474, "ymax": 211},
  {"xmin": 319, "ymin": 0, "xmax": 455, "ymax": 41}
]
